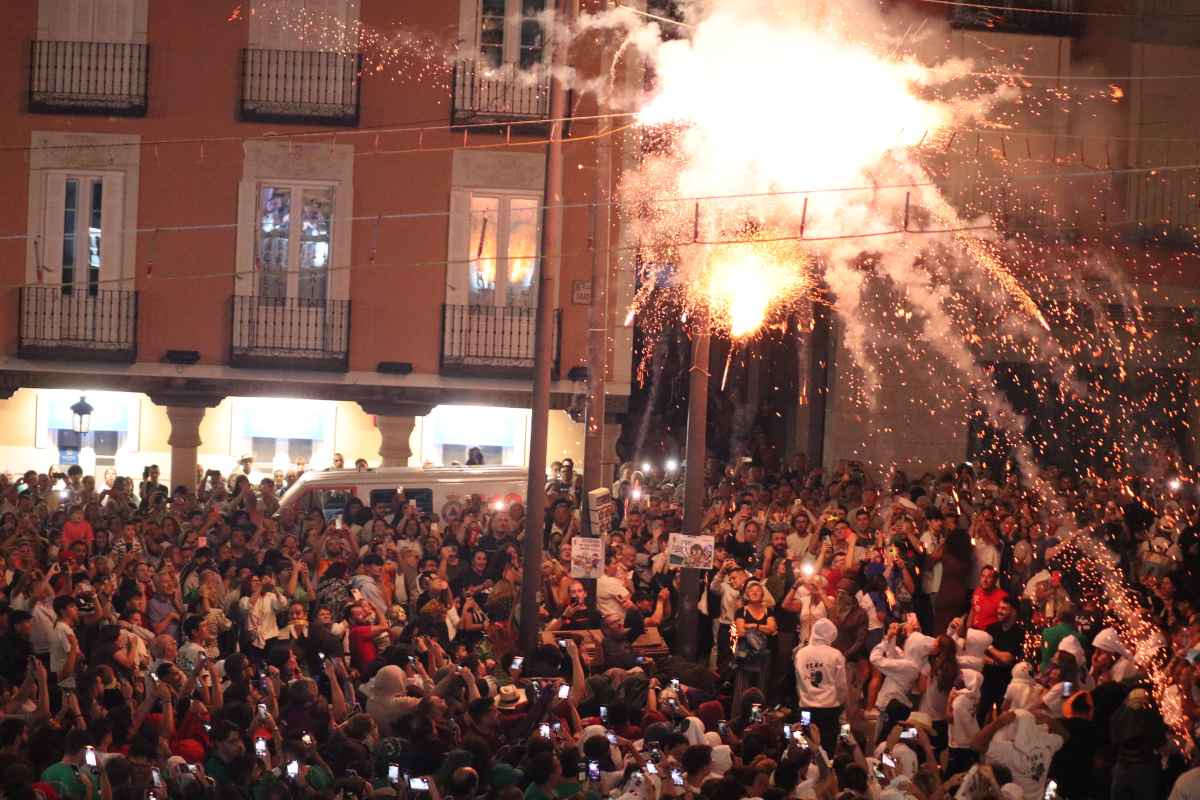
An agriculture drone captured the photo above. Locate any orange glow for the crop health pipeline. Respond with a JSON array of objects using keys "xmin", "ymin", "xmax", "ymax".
[{"xmin": 702, "ymin": 248, "xmax": 807, "ymax": 339}]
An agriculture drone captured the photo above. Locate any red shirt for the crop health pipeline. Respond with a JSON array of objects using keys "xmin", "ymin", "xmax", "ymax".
[
  {"xmin": 348, "ymin": 626, "xmax": 379, "ymax": 672},
  {"xmin": 61, "ymin": 519, "xmax": 94, "ymax": 549},
  {"xmin": 971, "ymin": 586, "xmax": 1006, "ymax": 630}
]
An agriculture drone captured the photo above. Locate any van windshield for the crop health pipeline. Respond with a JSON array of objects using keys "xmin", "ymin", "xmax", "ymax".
[
  {"xmin": 308, "ymin": 488, "xmax": 354, "ymax": 520},
  {"xmin": 368, "ymin": 487, "xmax": 434, "ymax": 517}
]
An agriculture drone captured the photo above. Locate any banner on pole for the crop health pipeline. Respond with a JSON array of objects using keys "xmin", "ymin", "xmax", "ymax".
[
  {"xmin": 587, "ymin": 487, "xmax": 615, "ymax": 534},
  {"xmin": 667, "ymin": 533, "xmax": 715, "ymax": 569}
]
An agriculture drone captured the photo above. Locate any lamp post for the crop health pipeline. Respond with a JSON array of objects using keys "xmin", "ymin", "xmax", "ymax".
[
  {"xmin": 676, "ymin": 324, "xmax": 710, "ymax": 661},
  {"xmin": 70, "ymin": 395, "xmax": 93, "ymax": 435},
  {"xmin": 520, "ymin": 0, "xmax": 574, "ymax": 656}
]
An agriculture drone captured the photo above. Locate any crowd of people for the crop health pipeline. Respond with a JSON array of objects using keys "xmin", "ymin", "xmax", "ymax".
[{"xmin": 0, "ymin": 452, "xmax": 1196, "ymax": 800}]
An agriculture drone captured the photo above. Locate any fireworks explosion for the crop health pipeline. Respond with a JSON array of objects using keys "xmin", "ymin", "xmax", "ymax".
[{"xmin": 610, "ymin": 0, "xmax": 1196, "ymax": 744}]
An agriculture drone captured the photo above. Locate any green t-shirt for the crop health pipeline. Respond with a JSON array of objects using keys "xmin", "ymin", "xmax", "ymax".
[
  {"xmin": 204, "ymin": 754, "xmax": 233, "ymax": 785},
  {"xmin": 41, "ymin": 762, "xmax": 87, "ymax": 800},
  {"xmin": 553, "ymin": 780, "xmax": 600, "ymax": 800}
]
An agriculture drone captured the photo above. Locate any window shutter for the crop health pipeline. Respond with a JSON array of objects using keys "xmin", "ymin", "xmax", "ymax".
[
  {"xmin": 447, "ymin": 190, "xmax": 471, "ymax": 306},
  {"xmin": 92, "ymin": 0, "xmax": 134, "ymax": 42},
  {"xmin": 457, "ymin": 0, "xmax": 478, "ymax": 60},
  {"xmin": 51, "ymin": 0, "xmax": 94, "ymax": 41},
  {"xmin": 503, "ymin": 0, "xmax": 520, "ymax": 65},
  {"xmin": 42, "ymin": 173, "xmax": 67, "ymax": 284},
  {"xmin": 250, "ymin": 0, "xmax": 285, "ymax": 50},
  {"xmin": 99, "ymin": 174, "xmax": 125, "ymax": 285}
]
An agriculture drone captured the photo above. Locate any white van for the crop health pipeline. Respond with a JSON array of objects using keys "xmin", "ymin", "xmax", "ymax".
[{"xmin": 277, "ymin": 465, "xmax": 528, "ymax": 521}]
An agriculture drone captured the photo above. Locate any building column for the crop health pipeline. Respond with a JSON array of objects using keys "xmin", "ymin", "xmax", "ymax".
[
  {"xmin": 358, "ymin": 401, "xmax": 435, "ymax": 468},
  {"xmin": 376, "ymin": 415, "xmax": 418, "ymax": 467},
  {"xmin": 165, "ymin": 406, "xmax": 206, "ymax": 493}
]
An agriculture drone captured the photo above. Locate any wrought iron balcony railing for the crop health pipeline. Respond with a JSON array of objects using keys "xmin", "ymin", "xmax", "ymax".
[
  {"xmin": 441, "ymin": 303, "xmax": 560, "ymax": 377},
  {"xmin": 950, "ymin": 1, "xmax": 1081, "ymax": 37},
  {"xmin": 230, "ymin": 295, "xmax": 351, "ymax": 371},
  {"xmin": 29, "ymin": 40, "xmax": 149, "ymax": 116},
  {"xmin": 19, "ymin": 286, "xmax": 138, "ymax": 362},
  {"xmin": 451, "ymin": 60, "xmax": 551, "ymax": 127},
  {"xmin": 240, "ymin": 48, "xmax": 362, "ymax": 125}
]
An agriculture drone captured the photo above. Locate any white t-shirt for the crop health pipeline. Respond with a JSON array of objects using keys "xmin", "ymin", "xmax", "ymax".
[
  {"xmin": 596, "ymin": 575, "xmax": 631, "ymax": 621},
  {"xmin": 858, "ymin": 591, "xmax": 883, "ymax": 631},
  {"xmin": 50, "ymin": 620, "xmax": 76, "ymax": 689},
  {"xmin": 920, "ymin": 530, "xmax": 944, "ymax": 593},
  {"xmin": 31, "ymin": 600, "xmax": 56, "ymax": 655},
  {"xmin": 986, "ymin": 731, "xmax": 1063, "ymax": 800}
]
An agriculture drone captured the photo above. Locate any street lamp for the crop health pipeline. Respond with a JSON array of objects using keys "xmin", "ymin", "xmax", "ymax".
[{"xmin": 70, "ymin": 395, "xmax": 93, "ymax": 435}]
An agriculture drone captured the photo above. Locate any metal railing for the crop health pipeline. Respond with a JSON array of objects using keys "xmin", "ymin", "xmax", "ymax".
[
  {"xmin": 451, "ymin": 60, "xmax": 551, "ymax": 125},
  {"xmin": 230, "ymin": 295, "xmax": 351, "ymax": 371},
  {"xmin": 29, "ymin": 40, "xmax": 149, "ymax": 116},
  {"xmin": 18, "ymin": 286, "xmax": 138, "ymax": 362},
  {"xmin": 950, "ymin": 1, "xmax": 1081, "ymax": 37},
  {"xmin": 441, "ymin": 304, "xmax": 560, "ymax": 374},
  {"xmin": 240, "ymin": 49, "xmax": 362, "ymax": 125},
  {"xmin": 1127, "ymin": 169, "xmax": 1200, "ymax": 244}
]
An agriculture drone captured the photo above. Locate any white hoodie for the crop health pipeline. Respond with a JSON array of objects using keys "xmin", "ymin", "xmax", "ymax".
[
  {"xmin": 1003, "ymin": 663, "xmax": 1041, "ymax": 711},
  {"xmin": 948, "ymin": 669, "xmax": 983, "ymax": 749},
  {"xmin": 870, "ymin": 636, "xmax": 920, "ymax": 711},
  {"xmin": 1092, "ymin": 627, "xmax": 1138, "ymax": 684},
  {"xmin": 794, "ymin": 618, "xmax": 847, "ymax": 709}
]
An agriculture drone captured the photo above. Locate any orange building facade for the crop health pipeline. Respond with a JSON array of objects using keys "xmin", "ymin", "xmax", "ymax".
[{"xmin": 0, "ymin": 0, "xmax": 636, "ymax": 489}]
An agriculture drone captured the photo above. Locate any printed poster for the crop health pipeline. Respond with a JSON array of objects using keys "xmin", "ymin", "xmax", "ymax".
[
  {"xmin": 570, "ymin": 535, "xmax": 605, "ymax": 579},
  {"xmin": 667, "ymin": 533, "xmax": 715, "ymax": 569}
]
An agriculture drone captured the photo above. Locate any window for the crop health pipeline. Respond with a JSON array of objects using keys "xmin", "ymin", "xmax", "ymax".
[
  {"xmin": 42, "ymin": 172, "xmax": 123, "ymax": 294},
  {"xmin": 249, "ymin": 0, "xmax": 360, "ymax": 50},
  {"xmin": 466, "ymin": 0, "xmax": 546, "ymax": 69},
  {"xmin": 369, "ymin": 487, "xmax": 434, "ymax": 516},
  {"xmin": 419, "ymin": 405, "xmax": 530, "ymax": 467},
  {"xmin": 231, "ymin": 396, "xmax": 336, "ymax": 469},
  {"xmin": 467, "ymin": 193, "xmax": 539, "ymax": 307},
  {"xmin": 256, "ymin": 183, "xmax": 333, "ymax": 305},
  {"xmin": 43, "ymin": 0, "xmax": 136, "ymax": 42},
  {"xmin": 34, "ymin": 389, "xmax": 140, "ymax": 463},
  {"xmin": 306, "ymin": 488, "xmax": 354, "ymax": 516}
]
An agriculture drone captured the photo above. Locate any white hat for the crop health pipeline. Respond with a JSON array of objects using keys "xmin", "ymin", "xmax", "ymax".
[
  {"xmin": 496, "ymin": 684, "xmax": 528, "ymax": 710},
  {"xmin": 359, "ymin": 665, "xmax": 407, "ymax": 700}
]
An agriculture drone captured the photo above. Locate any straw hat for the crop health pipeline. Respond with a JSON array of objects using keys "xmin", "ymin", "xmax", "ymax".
[{"xmin": 496, "ymin": 684, "xmax": 528, "ymax": 710}]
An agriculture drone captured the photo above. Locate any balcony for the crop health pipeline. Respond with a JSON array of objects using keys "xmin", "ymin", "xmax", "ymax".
[
  {"xmin": 230, "ymin": 295, "xmax": 351, "ymax": 371},
  {"xmin": 29, "ymin": 40, "xmax": 149, "ymax": 116},
  {"xmin": 1125, "ymin": 169, "xmax": 1200, "ymax": 249},
  {"xmin": 18, "ymin": 286, "xmax": 138, "ymax": 362},
  {"xmin": 441, "ymin": 304, "xmax": 560, "ymax": 378},
  {"xmin": 240, "ymin": 49, "xmax": 362, "ymax": 126},
  {"xmin": 950, "ymin": 1, "xmax": 1081, "ymax": 37},
  {"xmin": 451, "ymin": 60, "xmax": 551, "ymax": 128}
]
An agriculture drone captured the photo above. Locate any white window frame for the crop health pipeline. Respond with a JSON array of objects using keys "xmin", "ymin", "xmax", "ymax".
[
  {"xmin": 41, "ymin": 171, "xmax": 124, "ymax": 294},
  {"xmin": 248, "ymin": 0, "xmax": 360, "ymax": 50},
  {"xmin": 252, "ymin": 180, "xmax": 336, "ymax": 305},
  {"xmin": 457, "ymin": 0, "xmax": 550, "ymax": 69},
  {"xmin": 464, "ymin": 190, "xmax": 541, "ymax": 308},
  {"xmin": 37, "ymin": 0, "xmax": 147, "ymax": 44},
  {"xmin": 235, "ymin": 141, "xmax": 353, "ymax": 303},
  {"xmin": 25, "ymin": 132, "xmax": 139, "ymax": 289},
  {"xmin": 447, "ymin": 150, "xmax": 548, "ymax": 308}
]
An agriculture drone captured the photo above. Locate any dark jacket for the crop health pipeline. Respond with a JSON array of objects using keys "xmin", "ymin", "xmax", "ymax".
[{"xmin": 832, "ymin": 600, "xmax": 868, "ymax": 662}]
